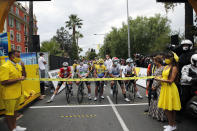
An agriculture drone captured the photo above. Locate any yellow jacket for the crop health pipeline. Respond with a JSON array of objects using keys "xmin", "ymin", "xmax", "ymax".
[{"xmin": 0, "ymin": 60, "xmax": 22, "ymax": 99}]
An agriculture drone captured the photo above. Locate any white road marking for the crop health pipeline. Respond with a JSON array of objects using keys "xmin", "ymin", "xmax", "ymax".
[
  {"xmin": 29, "ymin": 103, "xmax": 148, "ymax": 109},
  {"xmin": 107, "ymin": 96, "xmax": 129, "ymax": 131}
]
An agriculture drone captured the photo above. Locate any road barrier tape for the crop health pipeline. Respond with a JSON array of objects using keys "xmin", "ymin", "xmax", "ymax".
[{"xmin": 25, "ymin": 76, "xmax": 155, "ymax": 82}]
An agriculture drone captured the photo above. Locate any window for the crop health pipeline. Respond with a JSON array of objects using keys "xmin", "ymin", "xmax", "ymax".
[
  {"xmin": 24, "ymin": 15, "xmax": 27, "ymax": 21},
  {"xmin": 16, "ymin": 45, "xmax": 21, "ymax": 52},
  {"xmin": 24, "ymin": 25, "xmax": 27, "ymax": 35},
  {"xmin": 16, "ymin": 7, "xmax": 19, "ymax": 16},
  {"xmin": 25, "ymin": 47, "xmax": 28, "ymax": 53},
  {"xmin": 16, "ymin": 33, "xmax": 21, "ymax": 42},
  {"xmin": 10, "ymin": 30, "xmax": 14, "ymax": 41},
  {"xmin": 8, "ymin": 16, "xmax": 14, "ymax": 28},
  {"xmin": 11, "ymin": 44, "xmax": 15, "ymax": 50},
  {"xmin": 16, "ymin": 20, "xmax": 21, "ymax": 31}
]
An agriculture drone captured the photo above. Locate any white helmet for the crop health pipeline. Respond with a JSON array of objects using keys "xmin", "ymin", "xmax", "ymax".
[
  {"xmin": 181, "ymin": 39, "xmax": 193, "ymax": 50},
  {"xmin": 112, "ymin": 57, "xmax": 119, "ymax": 62},
  {"xmin": 191, "ymin": 54, "xmax": 197, "ymax": 67},
  {"xmin": 62, "ymin": 62, "xmax": 68, "ymax": 67},
  {"xmin": 126, "ymin": 58, "xmax": 133, "ymax": 63}
]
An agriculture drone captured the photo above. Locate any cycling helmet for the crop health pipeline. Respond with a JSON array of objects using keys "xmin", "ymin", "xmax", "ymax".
[
  {"xmin": 191, "ymin": 54, "xmax": 197, "ymax": 67},
  {"xmin": 126, "ymin": 58, "xmax": 133, "ymax": 63},
  {"xmin": 112, "ymin": 57, "xmax": 119, "ymax": 62},
  {"xmin": 98, "ymin": 58, "xmax": 104, "ymax": 64},
  {"xmin": 62, "ymin": 62, "xmax": 68, "ymax": 67},
  {"xmin": 181, "ymin": 39, "xmax": 193, "ymax": 50}
]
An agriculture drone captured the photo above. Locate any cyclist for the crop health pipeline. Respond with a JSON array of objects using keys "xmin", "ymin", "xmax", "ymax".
[
  {"xmin": 125, "ymin": 58, "xmax": 143, "ymax": 99},
  {"xmin": 109, "ymin": 57, "xmax": 130, "ymax": 102},
  {"xmin": 94, "ymin": 58, "xmax": 107, "ymax": 101},
  {"xmin": 47, "ymin": 62, "xmax": 72, "ymax": 103},
  {"xmin": 76, "ymin": 61, "xmax": 92, "ymax": 100}
]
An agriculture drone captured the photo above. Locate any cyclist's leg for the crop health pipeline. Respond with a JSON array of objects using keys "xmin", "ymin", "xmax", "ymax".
[
  {"xmin": 134, "ymin": 80, "xmax": 143, "ymax": 98},
  {"xmin": 119, "ymin": 80, "xmax": 126, "ymax": 94},
  {"xmin": 47, "ymin": 81, "xmax": 63, "ymax": 102},
  {"xmin": 100, "ymin": 81, "xmax": 104, "ymax": 98},
  {"xmin": 86, "ymin": 81, "xmax": 91, "ymax": 99},
  {"xmin": 94, "ymin": 81, "xmax": 99, "ymax": 100}
]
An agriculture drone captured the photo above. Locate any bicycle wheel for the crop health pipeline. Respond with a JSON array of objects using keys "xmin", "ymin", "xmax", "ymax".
[
  {"xmin": 77, "ymin": 82, "xmax": 84, "ymax": 104},
  {"xmin": 65, "ymin": 84, "xmax": 70, "ymax": 104}
]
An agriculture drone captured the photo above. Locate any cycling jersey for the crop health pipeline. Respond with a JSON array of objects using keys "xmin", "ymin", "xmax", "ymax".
[
  {"xmin": 59, "ymin": 66, "xmax": 71, "ymax": 78},
  {"xmin": 109, "ymin": 64, "xmax": 121, "ymax": 77},
  {"xmin": 95, "ymin": 64, "xmax": 107, "ymax": 78},
  {"xmin": 77, "ymin": 64, "xmax": 89, "ymax": 77},
  {"xmin": 125, "ymin": 65, "xmax": 135, "ymax": 76},
  {"xmin": 121, "ymin": 65, "xmax": 127, "ymax": 78}
]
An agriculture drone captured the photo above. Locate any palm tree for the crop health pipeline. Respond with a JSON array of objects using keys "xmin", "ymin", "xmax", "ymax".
[
  {"xmin": 65, "ymin": 14, "xmax": 83, "ymax": 44},
  {"xmin": 75, "ymin": 31, "xmax": 83, "ymax": 46},
  {"xmin": 40, "ymin": 39, "xmax": 63, "ymax": 56}
]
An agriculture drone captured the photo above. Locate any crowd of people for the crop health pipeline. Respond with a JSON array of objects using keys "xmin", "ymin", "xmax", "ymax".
[
  {"xmin": 144, "ymin": 39, "xmax": 197, "ymax": 131},
  {"xmin": 0, "ymin": 39, "xmax": 196, "ymax": 131}
]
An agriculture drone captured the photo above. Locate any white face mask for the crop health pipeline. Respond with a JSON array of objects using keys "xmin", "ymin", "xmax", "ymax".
[
  {"xmin": 183, "ymin": 46, "xmax": 189, "ymax": 51},
  {"xmin": 114, "ymin": 62, "xmax": 118, "ymax": 65}
]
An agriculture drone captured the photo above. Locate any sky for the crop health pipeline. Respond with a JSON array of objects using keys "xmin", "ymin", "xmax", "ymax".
[{"xmin": 21, "ymin": 0, "xmax": 185, "ymax": 56}]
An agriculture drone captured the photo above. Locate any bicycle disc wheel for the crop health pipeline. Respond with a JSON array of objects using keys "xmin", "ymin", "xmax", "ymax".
[{"xmin": 77, "ymin": 86, "xmax": 84, "ymax": 104}]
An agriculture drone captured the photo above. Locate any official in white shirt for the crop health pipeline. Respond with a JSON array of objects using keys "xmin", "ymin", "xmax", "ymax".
[{"xmin": 38, "ymin": 53, "xmax": 47, "ymax": 99}]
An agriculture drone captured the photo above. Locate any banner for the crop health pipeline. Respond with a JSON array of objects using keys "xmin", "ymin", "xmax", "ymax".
[
  {"xmin": 0, "ymin": 32, "xmax": 11, "ymax": 58},
  {"xmin": 48, "ymin": 69, "xmax": 65, "ymax": 93}
]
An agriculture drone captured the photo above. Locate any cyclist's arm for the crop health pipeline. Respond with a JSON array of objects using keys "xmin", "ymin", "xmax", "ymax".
[
  {"xmin": 109, "ymin": 73, "xmax": 115, "ymax": 78},
  {"xmin": 67, "ymin": 72, "xmax": 72, "ymax": 78}
]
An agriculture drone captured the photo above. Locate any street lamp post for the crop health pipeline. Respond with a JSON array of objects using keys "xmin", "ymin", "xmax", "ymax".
[{"xmin": 127, "ymin": 0, "xmax": 131, "ymax": 58}]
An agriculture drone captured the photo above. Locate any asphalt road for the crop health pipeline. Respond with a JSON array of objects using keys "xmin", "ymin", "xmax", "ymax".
[{"xmin": 0, "ymin": 82, "xmax": 197, "ymax": 131}]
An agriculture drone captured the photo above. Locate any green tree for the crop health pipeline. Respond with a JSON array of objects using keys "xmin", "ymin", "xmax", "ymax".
[
  {"xmin": 53, "ymin": 26, "xmax": 72, "ymax": 57},
  {"xmin": 85, "ymin": 48, "xmax": 97, "ymax": 60},
  {"xmin": 99, "ymin": 14, "xmax": 171, "ymax": 58},
  {"xmin": 65, "ymin": 14, "xmax": 83, "ymax": 60},
  {"xmin": 40, "ymin": 39, "xmax": 63, "ymax": 56}
]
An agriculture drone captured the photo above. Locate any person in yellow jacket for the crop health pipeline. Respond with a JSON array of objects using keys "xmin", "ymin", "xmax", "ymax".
[{"xmin": 0, "ymin": 50, "xmax": 27, "ymax": 131}]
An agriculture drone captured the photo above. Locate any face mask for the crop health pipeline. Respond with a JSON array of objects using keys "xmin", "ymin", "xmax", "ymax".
[
  {"xmin": 183, "ymin": 46, "xmax": 189, "ymax": 51},
  {"xmin": 114, "ymin": 62, "xmax": 118, "ymax": 65},
  {"xmin": 165, "ymin": 59, "xmax": 171, "ymax": 65},
  {"xmin": 13, "ymin": 57, "xmax": 21, "ymax": 63}
]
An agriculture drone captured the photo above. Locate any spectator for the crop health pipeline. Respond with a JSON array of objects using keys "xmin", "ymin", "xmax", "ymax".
[
  {"xmin": 38, "ymin": 53, "xmax": 47, "ymax": 100},
  {"xmin": 148, "ymin": 55, "xmax": 166, "ymax": 122},
  {"xmin": 0, "ymin": 50, "xmax": 27, "ymax": 131},
  {"xmin": 155, "ymin": 51, "xmax": 181, "ymax": 131}
]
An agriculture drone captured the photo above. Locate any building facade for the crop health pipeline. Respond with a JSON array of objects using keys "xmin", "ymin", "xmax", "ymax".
[{"xmin": 3, "ymin": 2, "xmax": 38, "ymax": 53}]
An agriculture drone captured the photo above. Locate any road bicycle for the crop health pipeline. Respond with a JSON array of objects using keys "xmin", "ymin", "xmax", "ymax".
[
  {"xmin": 113, "ymin": 80, "xmax": 118, "ymax": 104},
  {"xmin": 65, "ymin": 82, "xmax": 73, "ymax": 104},
  {"xmin": 77, "ymin": 81, "xmax": 84, "ymax": 104}
]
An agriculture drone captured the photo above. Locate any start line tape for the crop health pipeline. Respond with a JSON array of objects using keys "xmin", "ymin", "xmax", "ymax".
[{"xmin": 26, "ymin": 76, "xmax": 155, "ymax": 82}]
